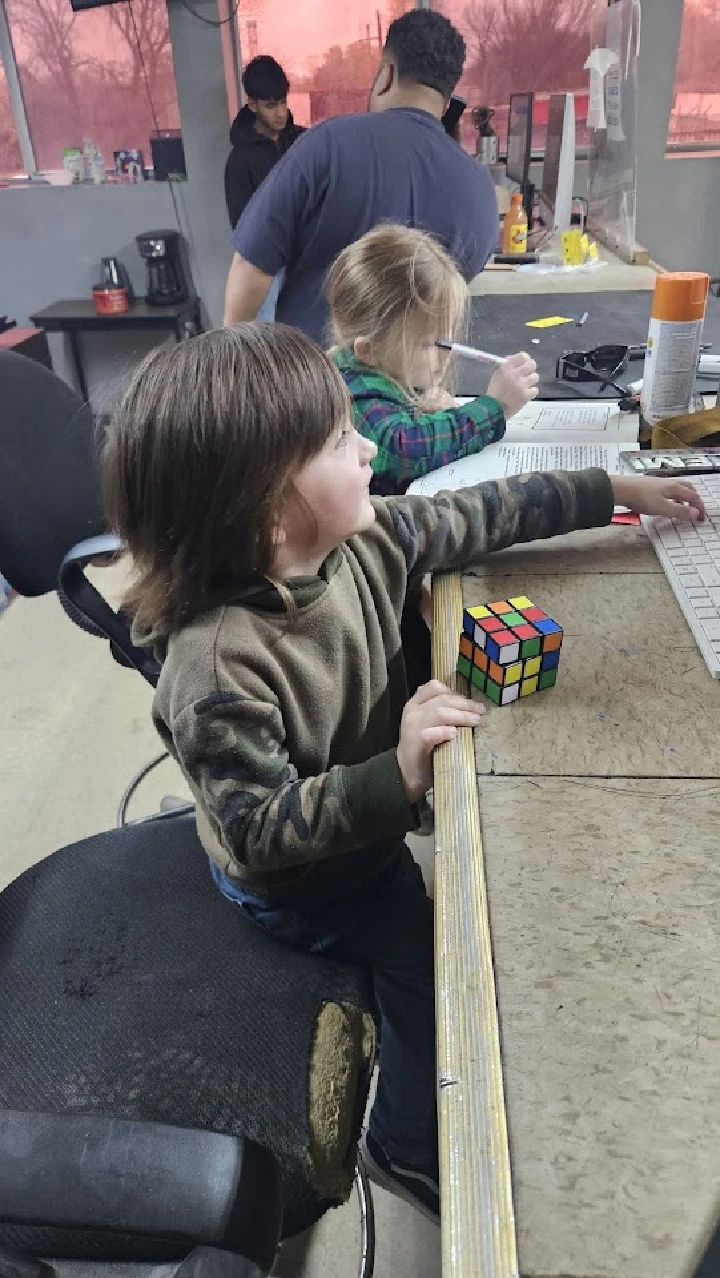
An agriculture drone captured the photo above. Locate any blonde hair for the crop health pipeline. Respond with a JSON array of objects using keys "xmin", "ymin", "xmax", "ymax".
[{"xmin": 326, "ymin": 224, "xmax": 468, "ymax": 399}]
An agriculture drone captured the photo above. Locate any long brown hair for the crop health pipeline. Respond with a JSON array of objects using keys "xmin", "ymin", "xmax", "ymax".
[
  {"xmin": 101, "ymin": 323, "xmax": 350, "ymax": 635},
  {"xmin": 326, "ymin": 223, "xmax": 468, "ymax": 400}
]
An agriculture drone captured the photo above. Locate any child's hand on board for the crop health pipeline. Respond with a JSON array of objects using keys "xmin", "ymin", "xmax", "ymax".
[
  {"xmin": 487, "ymin": 352, "xmax": 539, "ymax": 420},
  {"xmin": 611, "ymin": 476, "xmax": 705, "ymax": 522},
  {"xmin": 396, "ymin": 680, "xmax": 483, "ymax": 804}
]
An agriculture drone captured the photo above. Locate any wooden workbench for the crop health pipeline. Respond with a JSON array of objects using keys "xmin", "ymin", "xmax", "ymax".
[
  {"xmin": 432, "ymin": 249, "xmax": 719, "ymax": 1278},
  {"xmin": 470, "ymin": 242, "xmax": 658, "ymax": 297}
]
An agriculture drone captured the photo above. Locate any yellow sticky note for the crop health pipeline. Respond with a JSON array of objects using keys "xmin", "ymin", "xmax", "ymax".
[{"xmin": 525, "ymin": 316, "xmax": 575, "ymax": 329}]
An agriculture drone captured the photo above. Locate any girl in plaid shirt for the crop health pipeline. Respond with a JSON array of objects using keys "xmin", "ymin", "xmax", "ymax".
[{"xmin": 327, "ymin": 223, "xmax": 538, "ymax": 498}]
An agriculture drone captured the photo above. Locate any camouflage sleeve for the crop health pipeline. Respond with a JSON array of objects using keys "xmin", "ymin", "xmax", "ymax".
[
  {"xmin": 383, "ymin": 468, "xmax": 614, "ymax": 578},
  {"xmin": 171, "ymin": 691, "xmax": 417, "ymax": 873}
]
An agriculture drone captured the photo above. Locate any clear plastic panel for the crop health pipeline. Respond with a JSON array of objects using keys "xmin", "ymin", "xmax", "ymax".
[{"xmin": 586, "ymin": 0, "xmax": 641, "ymax": 255}]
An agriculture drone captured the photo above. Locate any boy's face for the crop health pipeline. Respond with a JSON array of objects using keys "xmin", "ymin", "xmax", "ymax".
[
  {"xmin": 283, "ymin": 418, "xmax": 377, "ymax": 568},
  {"xmin": 249, "ymin": 97, "xmax": 289, "ymax": 138}
]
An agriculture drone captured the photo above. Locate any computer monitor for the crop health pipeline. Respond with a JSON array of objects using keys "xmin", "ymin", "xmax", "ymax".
[
  {"xmin": 538, "ymin": 92, "xmax": 576, "ymax": 234},
  {"xmin": 506, "ymin": 92, "xmax": 534, "ymax": 225}
]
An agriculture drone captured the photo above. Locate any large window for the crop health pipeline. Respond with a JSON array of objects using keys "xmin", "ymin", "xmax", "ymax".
[
  {"xmin": 0, "ymin": 60, "xmax": 22, "ymax": 177},
  {"xmin": 432, "ymin": 0, "xmax": 593, "ymax": 154},
  {"xmin": 4, "ymin": 0, "xmax": 179, "ymax": 173},
  {"xmin": 668, "ymin": 0, "xmax": 720, "ymax": 150},
  {"xmin": 235, "ymin": 0, "xmax": 412, "ymax": 128}
]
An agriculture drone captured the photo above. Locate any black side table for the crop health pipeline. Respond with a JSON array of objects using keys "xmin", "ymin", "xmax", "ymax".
[{"xmin": 30, "ymin": 297, "xmax": 202, "ymax": 402}]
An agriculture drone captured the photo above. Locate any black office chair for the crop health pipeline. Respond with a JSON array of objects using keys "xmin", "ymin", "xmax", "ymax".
[{"xmin": 0, "ymin": 349, "xmax": 377, "ymax": 1276}]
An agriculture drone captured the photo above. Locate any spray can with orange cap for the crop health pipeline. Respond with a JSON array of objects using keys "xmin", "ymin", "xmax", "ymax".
[{"xmin": 640, "ymin": 272, "xmax": 710, "ymax": 440}]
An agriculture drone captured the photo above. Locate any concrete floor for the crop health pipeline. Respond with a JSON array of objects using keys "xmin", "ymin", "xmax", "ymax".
[{"xmin": 1, "ymin": 575, "xmax": 441, "ymax": 1277}]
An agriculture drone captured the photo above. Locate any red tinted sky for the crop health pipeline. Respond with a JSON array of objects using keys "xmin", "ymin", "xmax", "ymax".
[
  {"xmin": 10, "ymin": 0, "xmax": 396, "ymax": 80},
  {"xmin": 236, "ymin": 0, "xmax": 396, "ymax": 78}
]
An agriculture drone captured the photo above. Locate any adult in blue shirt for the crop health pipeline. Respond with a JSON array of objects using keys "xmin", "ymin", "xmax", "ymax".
[{"xmin": 223, "ymin": 9, "xmax": 498, "ymax": 344}]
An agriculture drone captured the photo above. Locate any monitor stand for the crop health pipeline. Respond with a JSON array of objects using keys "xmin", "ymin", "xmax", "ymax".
[{"xmin": 520, "ymin": 180, "xmax": 535, "ymax": 229}]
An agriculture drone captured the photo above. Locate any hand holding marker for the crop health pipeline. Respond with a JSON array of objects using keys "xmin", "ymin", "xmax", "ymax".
[{"xmin": 436, "ymin": 340, "xmax": 539, "ymax": 419}]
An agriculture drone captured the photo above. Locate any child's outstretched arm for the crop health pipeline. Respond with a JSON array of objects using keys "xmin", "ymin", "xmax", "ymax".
[
  {"xmin": 379, "ymin": 470, "xmax": 704, "ymax": 579},
  {"xmin": 345, "ymin": 370, "xmax": 506, "ymax": 491}
]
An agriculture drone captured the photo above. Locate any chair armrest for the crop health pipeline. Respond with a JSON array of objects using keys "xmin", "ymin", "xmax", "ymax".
[
  {"xmin": 0, "ymin": 1112, "xmax": 282, "ymax": 1274},
  {"xmin": 57, "ymin": 536, "xmax": 160, "ymax": 687}
]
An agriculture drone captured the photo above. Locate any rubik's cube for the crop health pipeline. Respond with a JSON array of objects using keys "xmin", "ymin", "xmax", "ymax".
[{"xmin": 458, "ymin": 595, "xmax": 563, "ymax": 706}]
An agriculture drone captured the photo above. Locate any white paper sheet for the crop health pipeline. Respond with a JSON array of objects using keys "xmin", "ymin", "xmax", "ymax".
[{"xmin": 407, "ymin": 441, "xmax": 625, "ymax": 497}]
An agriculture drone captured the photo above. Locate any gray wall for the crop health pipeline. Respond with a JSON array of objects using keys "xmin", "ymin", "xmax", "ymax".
[
  {"xmin": 636, "ymin": 0, "xmax": 719, "ymax": 275},
  {"xmin": 0, "ymin": 0, "xmax": 232, "ymax": 408}
]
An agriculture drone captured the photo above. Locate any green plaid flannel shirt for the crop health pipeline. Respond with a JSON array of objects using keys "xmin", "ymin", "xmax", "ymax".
[{"xmin": 333, "ymin": 348, "xmax": 506, "ymax": 496}]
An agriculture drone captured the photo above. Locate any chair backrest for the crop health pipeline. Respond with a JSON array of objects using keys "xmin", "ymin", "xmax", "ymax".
[{"xmin": 0, "ymin": 350, "xmax": 104, "ymax": 595}]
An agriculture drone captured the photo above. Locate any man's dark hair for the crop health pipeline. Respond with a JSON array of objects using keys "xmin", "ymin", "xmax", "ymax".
[
  {"xmin": 242, "ymin": 55, "xmax": 289, "ymax": 101},
  {"xmin": 384, "ymin": 10, "xmax": 465, "ymax": 100}
]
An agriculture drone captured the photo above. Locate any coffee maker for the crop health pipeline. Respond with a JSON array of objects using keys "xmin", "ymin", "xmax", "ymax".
[{"xmin": 135, "ymin": 230, "xmax": 189, "ymax": 306}]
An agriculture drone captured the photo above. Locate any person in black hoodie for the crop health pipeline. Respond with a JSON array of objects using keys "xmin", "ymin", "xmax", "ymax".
[{"xmin": 224, "ymin": 56, "xmax": 305, "ymax": 232}]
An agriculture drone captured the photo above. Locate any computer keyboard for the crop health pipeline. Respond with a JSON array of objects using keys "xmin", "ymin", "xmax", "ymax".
[{"xmin": 642, "ymin": 472, "xmax": 720, "ymax": 677}]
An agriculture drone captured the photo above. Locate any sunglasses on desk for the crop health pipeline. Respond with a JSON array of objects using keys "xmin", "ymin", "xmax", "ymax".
[{"xmin": 555, "ymin": 344, "xmax": 646, "ymax": 384}]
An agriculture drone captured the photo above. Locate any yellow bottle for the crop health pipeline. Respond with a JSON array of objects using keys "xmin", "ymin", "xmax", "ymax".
[{"xmin": 503, "ymin": 192, "xmax": 528, "ymax": 254}]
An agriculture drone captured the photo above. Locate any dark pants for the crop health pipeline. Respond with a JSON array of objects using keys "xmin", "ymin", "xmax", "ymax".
[
  {"xmin": 401, "ymin": 600, "xmax": 432, "ymax": 699},
  {"xmin": 211, "ymin": 844, "xmax": 437, "ymax": 1172}
]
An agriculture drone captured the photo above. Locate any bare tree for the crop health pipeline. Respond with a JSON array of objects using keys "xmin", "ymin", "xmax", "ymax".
[
  {"xmin": 107, "ymin": 0, "xmax": 173, "ymax": 96},
  {"xmin": 0, "ymin": 74, "xmax": 23, "ymax": 173},
  {"xmin": 7, "ymin": 0, "xmax": 85, "ymax": 130},
  {"xmin": 674, "ymin": 0, "xmax": 720, "ymax": 94},
  {"xmin": 460, "ymin": 0, "xmax": 595, "ymax": 102}
]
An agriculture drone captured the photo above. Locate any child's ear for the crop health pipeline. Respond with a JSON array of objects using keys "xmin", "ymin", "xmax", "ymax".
[{"xmin": 354, "ymin": 336, "xmax": 373, "ymax": 364}]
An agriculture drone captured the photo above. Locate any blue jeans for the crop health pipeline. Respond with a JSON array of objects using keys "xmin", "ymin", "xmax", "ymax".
[
  {"xmin": 211, "ymin": 844, "xmax": 437, "ymax": 1172},
  {"xmin": 257, "ymin": 269, "xmax": 284, "ymax": 321}
]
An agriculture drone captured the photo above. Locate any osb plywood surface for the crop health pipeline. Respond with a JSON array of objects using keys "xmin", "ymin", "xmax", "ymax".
[
  {"xmin": 478, "ymin": 775, "xmax": 720, "ymax": 1278},
  {"xmin": 463, "ymin": 523, "xmax": 660, "ymax": 579},
  {"xmin": 463, "ymin": 570, "xmax": 720, "ymax": 778}
]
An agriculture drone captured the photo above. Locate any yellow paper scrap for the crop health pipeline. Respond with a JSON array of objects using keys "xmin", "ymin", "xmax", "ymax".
[{"xmin": 525, "ymin": 316, "xmax": 575, "ymax": 329}]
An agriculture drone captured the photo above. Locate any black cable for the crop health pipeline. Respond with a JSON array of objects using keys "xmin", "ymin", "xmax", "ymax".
[
  {"xmin": 128, "ymin": 0, "xmax": 183, "ymax": 237},
  {"xmin": 175, "ymin": 0, "xmax": 240, "ymax": 26}
]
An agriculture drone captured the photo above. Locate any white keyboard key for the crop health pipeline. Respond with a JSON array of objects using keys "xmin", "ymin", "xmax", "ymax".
[{"xmin": 643, "ymin": 476, "xmax": 720, "ymax": 676}]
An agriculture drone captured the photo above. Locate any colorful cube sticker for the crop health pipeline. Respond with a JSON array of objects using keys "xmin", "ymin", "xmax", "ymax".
[{"xmin": 457, "ymin": 597, "xmax": 562, "ymax": 706}]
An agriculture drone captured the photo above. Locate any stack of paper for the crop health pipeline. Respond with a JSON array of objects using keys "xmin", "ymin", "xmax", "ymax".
[{"xmin": 407, "ymin": 400, "xmax": 639, "ymax": 497}]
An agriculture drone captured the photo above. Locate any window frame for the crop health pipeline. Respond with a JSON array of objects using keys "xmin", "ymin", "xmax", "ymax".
[
  {"xmin": 0, "ymin": 0, "xmax": 180, "ymax": 181},
  {"xmin": 0, "ymin": 0, "xmax": 36, "ymax": 175}
]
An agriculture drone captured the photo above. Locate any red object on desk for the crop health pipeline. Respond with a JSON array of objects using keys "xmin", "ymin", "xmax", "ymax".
[
  {"xmin": 611, "ymin": 511, "xmax": 641, "ymax": 525},
  {"xmin": 92, "ymin": 286, "xmax": 129, "ymax": 316},
  {"xmin": 0, "ymin": 326, "xmax": 51, "ymax": 368}
]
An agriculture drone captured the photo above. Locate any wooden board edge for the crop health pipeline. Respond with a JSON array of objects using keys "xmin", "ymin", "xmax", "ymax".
[
  {"xmin": 431, "ymin": 571, "xmax": 519, "ymax": 1278},
  {"xmin": 586, "ymin": 216, "xmax": 650, "ymax": 266}
]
